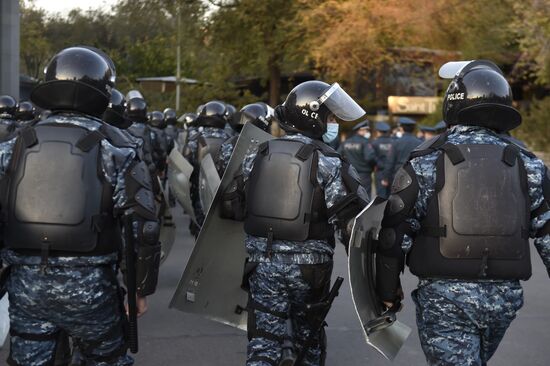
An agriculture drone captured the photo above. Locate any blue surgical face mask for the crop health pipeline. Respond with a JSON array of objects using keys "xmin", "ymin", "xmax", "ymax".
[
  {"xmin": 364, "ymin": 132, "xmax": 371, "ymax": 140},
  {"xmin": 322, "ymin": 123, "xmax": 339, "ymax": 143}
]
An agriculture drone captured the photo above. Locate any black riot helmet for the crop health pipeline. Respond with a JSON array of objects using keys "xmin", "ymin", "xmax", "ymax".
[
  {"xmin": 0, "ymin": 95, "xmax": 18, "ymax": 118},
  {"xmin": 440, "ymin": 60, "xmax": 521, "ymax": 132},
  {"xmin": 149, "ymin": 110, "xmax": 167, "ymax": 129},
  {"xmin": 195, "ymin": 101, "xmax": 227, "ymax": 128},
  {"xmin": 163, "ymin": 108, "xmax": 177, "ymax": 125},
  {"xmin": 275, "ymin": 80, "xmax": 366, "ymax": 139},
  {"xmin": 16, "ymin": 101, "xmax": 36, "ymax": 121},
  {"xmin": 225, "ymin": 103, "xmax": 237, "ymax": 123},
  {"xmin": 103, "ymin": 88, "xmax": 131, "ymax": 129},
  {"xmin": 237, "ymin": 103, "xmax": 273, "ymax": 132},
  {"xmin": 126, "ymin": 90, "xmax": 148, "ymax": 123},
  {"xmin": 30, "ymin": 46, "xmax": 115, "ymax": 118},
  {"xmin": 178, "ymin": 112, "xmax": 198, "ymax": 128}
]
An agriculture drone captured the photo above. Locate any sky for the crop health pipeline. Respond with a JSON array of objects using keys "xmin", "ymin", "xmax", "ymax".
[{"xmin": 32, "ymin": 0, "xmax": 119, "ymax": 16}]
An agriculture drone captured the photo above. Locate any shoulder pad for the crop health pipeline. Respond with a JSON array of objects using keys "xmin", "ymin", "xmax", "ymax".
[
  {"xmin": 391, "ymin": 167, "xmax": 413, "ymax": 194},
  {"xmin": 126, "ymin": 161, "xmax": 153, "ymax": 191},
  {"xmin": 409, "ymin": 133, "xmax": 448, "ymax": 160}
]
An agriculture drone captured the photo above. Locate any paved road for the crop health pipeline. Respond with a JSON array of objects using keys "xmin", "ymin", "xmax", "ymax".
[{"xmin": 1, "ymin": 208, "xmax": 548, "ymax": 365}]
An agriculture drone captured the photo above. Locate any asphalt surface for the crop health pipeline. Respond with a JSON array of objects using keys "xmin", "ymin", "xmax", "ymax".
[{"xmin": 1, "ymin": 208, "xmax": 549, "ymax": 365}]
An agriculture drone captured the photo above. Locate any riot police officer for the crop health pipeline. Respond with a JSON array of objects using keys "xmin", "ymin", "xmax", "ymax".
[
  {"xmin": 148, "ymin": 110, "xmax": 169, "ymax": 175},
  {"xmin": 126, "ymin": 91, "xmax": 156, "ymax": 176},
  {"xmin": 163, "ymin": 108, "xmax": 179, "ymax": 153},
  {"xmin": 184, "ymin": 101, "xmax": 232, "ymax": 230},
  {"xmin": 177, "ymin": 112, "xmax": 198, "ymax": 152},
  {"xmin": 376, "ymin": 60, "xmax": 550, "ymax": 365},
  {"xmin": 216, "ymin": 102, "xmax": 273, "ymax": 175},
  {"xmin": 1, "ymin": 46, "xmax": 160, "ymax": 366},
  {"xmin": 391, "ymin": 117, "xmax": 422, "ymax": 176},
  {"xmin": 338, "ymin": 120, "xmax": 375, "ymax": 196},
  {"xmin": 371, "ymin": 121, "xmax": 395, "ymax": 199},
  {"xmin": 0, "ymin": 95, "xmax": 18, "ymax": 140},
  {"xmin": 223, "ymin": 80, "xmax": 369, "ymax": 366}
]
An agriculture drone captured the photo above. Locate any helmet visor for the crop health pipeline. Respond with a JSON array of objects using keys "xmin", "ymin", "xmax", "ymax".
[{"xmin": 317, "ymin": 83, "xmax": 366, "ymax": 122}]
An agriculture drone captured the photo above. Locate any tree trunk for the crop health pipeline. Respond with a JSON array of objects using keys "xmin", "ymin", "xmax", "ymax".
[{"xmin": 268, "ymin": 57, "xmax": 282, "ymax": 135}]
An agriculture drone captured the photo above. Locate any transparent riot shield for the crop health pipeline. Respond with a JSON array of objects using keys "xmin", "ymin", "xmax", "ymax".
[
  {"xmin": 348, "ymin": 196, "xmax": 411, "ymax": 360},
  {"xmin": 170, "ymin": 123, "xmax": 273, "ymax": 329}
]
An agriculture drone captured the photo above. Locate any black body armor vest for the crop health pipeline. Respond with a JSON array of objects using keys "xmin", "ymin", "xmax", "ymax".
[
  {"xmin": 408, "ymin": 138, "xmax": 531, "ymax": 280},
  {"xmin": 2, "ymin": 124, "xmax": 119, "ymax": 256},
  {"xmin": 244, "ymin": 139, "xmax": 334, "ymax": 242}
]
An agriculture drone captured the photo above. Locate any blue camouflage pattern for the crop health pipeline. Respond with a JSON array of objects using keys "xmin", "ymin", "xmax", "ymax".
[
  {"xmin": 402, "ymin": 125, "xmax": 550, "ymax": 365},
  {"xmin": 241, "ymin": 133, "xmax": 369, "ymax": 263},
  {"xmin": 0, "ymin": 113, "xmax": 143, "ymax": 365},
  {"xmin": 241, "ymin": 133, "xmax": 368, "ymax": 366},
  {"xmin": 217, "ymin": 135, "xmax": 238, "ymax": 175},
  {"xmin": 247, "ymin": 261, "xmax": 330, "ymax": 366},
  {"xmin": 412, "ymin": 280, "xmax": 523, "ymax": 366}
]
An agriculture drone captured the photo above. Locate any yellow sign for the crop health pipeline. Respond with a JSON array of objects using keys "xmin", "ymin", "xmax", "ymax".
[{"xmin": 388, "ymin": 96, "xmax": 441, "ymax": 115}]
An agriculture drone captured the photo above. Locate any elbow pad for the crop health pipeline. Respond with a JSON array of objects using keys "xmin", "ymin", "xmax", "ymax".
[
  {"xmin": 382, "ymin": 164, "xmax": 419, "ymax": 227},
  {"xmin": 125, "ymin": 161, "xmax": 158, "ymax": 221},
  {"xmin": 136, "ymin": 243, "xmax": 161, "ymax": 297}
]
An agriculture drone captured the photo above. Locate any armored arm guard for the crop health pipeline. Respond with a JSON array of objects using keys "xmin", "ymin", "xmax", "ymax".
[
  {"xmin": 328, "ymin": 161, "xmax": 369, "ymax": 233},
  {"xmin": 136, "ymin": 220, "xmax": 161, "ymax": 297},
  {"xmin": 377, "ymin": 163, "xmax": 419, "ymax": 302},
  {"xmin": 124, "ymin": 160, "xmax": 161, "ymax": 296}
]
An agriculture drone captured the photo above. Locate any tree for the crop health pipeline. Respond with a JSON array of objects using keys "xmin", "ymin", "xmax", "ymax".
[
  {"xmin": 206, "ymin": 0, "xmax": 309, "ymax": 106},
  {"xmin": 19, "ymin": 1, "xmax": 52, "ymax": 78}
]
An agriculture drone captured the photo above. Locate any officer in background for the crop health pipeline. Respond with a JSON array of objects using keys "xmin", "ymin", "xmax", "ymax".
[
  {"xmin": 223, "ymin": 80, "xmax": 369, "ymax": 366},
  {"xmin": 148, "ymin": 111, "xmax": 169, "ymax": 176},
  {"xmin": 126, "ymin": 92, "xmax": 156, "ymax": 177},
  {"xmin": 0, "ymin": 95, "xmax": 18, "ymax": 140},
  {"xmin": 371, "ymin": 121, "xmax": 395, "ymax": 199},
  {"xmin": 163, "ymin": 108, "xmax": 179, "ymax": 154},
  {"xmin": 0, "ymin": 46, "xmax": 161, "ymax": 366},
  {"xmin": 338, "ymin": 120, "xmax": 375, "ymax": 196},
  {"xmin": 418, "ymin": 125, "xmax": 437, "ymax": 141},
  {"xmin": 434, "ymin": 120, "xmax": 447, "ymax": 135},
  {"xmin": 391, "ymin": 117, "xmax": 422, "ymax": 176},
  {"xmin": 177, "ymin": 112, "xmax": 198, "ymax": 152},
  {"xmin": 184, "ymin": 101, "xmax": 232, "ymax": 231},
  {"xmin": 15, "ymin": 101, "xmax": 38, "ymax": 129},
  {"xmin": 216, "ymin": 102, "xmax": 273, "ymax": 176},
  {"xmin": 376, "ymin": 60, "xmax": 550, "ymax": 365}
]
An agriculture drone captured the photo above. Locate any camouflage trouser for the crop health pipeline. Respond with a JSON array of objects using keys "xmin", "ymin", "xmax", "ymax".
[
  {"xmin": 6, "ymin": 264, "xmax": 133, "ymax": 366},
  {"xmin": 246, "ymin": 261, "xmax": 332, "ymax": 366},
  {"xmin": 412, "ymin": 280, "xmax": 524, "ymax": 366}
]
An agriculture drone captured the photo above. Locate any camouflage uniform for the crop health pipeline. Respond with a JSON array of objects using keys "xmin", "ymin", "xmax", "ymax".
[
  {"xmin": 0, "ymin": 118, "xmax": 17, "ymax": 141},
  {"xmin": 0, "ymin": 113, "xmax": 152, "ymax": 366},
  {"xmin": 401, "ymin": 125, "xmax": 550, "ymax": 366},
  {"xmin": 217, "ymin": 135, "xmax": 238, "ymax": 176},
  {"xmin": 185, "ymin": 127, "xmax": 231, "ymax": 226},
  {"xmin": 241, "ymin": 133, "xmax": 369, "ymax": 366}
]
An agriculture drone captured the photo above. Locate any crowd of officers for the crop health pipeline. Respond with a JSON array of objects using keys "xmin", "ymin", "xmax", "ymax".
[{"xmin": 0, "ymin": 45, "xmax": 548, "ymax": 366}]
